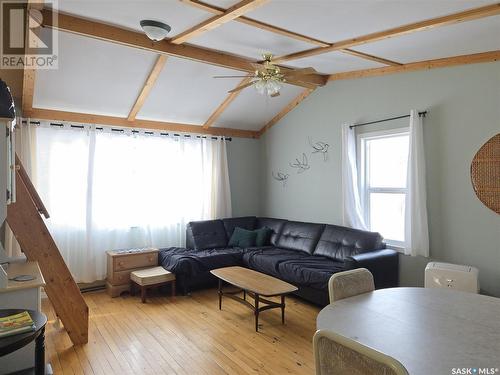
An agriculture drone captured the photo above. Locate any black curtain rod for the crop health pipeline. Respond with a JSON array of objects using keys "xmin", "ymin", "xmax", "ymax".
[
  {"xmin": 350, "ymin": 111, "xmax": 427, "ymax": 129},
  {"xmin": 21, "ymin": 121, "xmax": 231, "ymax": 141}
]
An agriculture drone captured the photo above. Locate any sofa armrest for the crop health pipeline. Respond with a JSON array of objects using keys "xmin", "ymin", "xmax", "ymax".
[{"xmin": 345, "ymin": 249, "xmax": 399, "ymax": 289}]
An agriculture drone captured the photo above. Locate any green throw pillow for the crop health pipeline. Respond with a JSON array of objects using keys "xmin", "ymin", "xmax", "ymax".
[
  {"xmin": 255, "ymin": 227, "xmax": 273, "ymax": 247},
  {"xmin": 228, "ymin": 227, "xmax": 257, "ymax": 248}
]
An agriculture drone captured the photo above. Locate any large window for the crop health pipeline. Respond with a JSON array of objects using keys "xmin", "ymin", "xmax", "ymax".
[
  {"xmin": 358, "ymin": 129, "xmax": 409, "ymax": 247},
  {"xmin": 33, "ymin": 124, "xmax": 231, "ymax": 282}
]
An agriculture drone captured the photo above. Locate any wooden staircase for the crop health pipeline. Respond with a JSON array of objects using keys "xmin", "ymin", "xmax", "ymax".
[{"xmin": 7, "ymin": 156, "xmax": 89, "ymax": 345}]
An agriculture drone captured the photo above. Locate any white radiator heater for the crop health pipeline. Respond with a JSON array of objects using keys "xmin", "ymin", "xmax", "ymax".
[{"xmin": 424, "ymin": 262, "xmax": 479, "ymax": 294}]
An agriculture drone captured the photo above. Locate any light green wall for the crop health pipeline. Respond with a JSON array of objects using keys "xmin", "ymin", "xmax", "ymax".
[
  {"xmin": 259, "ymin": 62, "xmax": 500, "ymax": 296},
  {"xmin": 226, "ymin": 138, "xmax": 262, "ymax": 217}
]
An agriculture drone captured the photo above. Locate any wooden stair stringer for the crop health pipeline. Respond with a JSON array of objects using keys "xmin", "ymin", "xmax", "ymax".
[{"xmin": 6, "ymin": 160, "xmax": 89, "ymax": 345}]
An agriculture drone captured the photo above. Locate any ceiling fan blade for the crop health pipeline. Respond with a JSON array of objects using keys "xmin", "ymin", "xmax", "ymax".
[
  {"xmin": 295, "ymin": 67, "xmax": 317, "ymax": 74},
  {"xmin": 281, "ymin": 77, "xmax": 316, "ymax": 89},
  {"xmin": 285, "ymin": 67, "xmax": 317, "ymax": 77},
  {"xmin": 228, "ymin": 81, "xmax": 255, "ymax": 93},
  {"xmin": 213, "ymin": 75, "xmax": 253, "ymax": 78},
  {"xmin": 251, "ymin": 62, "xmax": 266, "ymax": 71}
]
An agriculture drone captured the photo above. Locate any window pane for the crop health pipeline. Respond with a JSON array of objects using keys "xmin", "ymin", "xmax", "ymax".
[
  {"xmin": 367, "ymin": 134, "xmax": 409, "ymax": 188},
  {"xmin": 370, "ymin": 193, "xmax": 405, "ymax": 242}
]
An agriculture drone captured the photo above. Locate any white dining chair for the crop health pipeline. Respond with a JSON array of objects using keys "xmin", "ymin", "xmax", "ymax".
[
  {"xmin": 313, "ymin": 330, "xmax": 409, "ymax": 375},
  {"xmin": 328, "ymin": 268, "xmax": 375, "ymax": 303}
]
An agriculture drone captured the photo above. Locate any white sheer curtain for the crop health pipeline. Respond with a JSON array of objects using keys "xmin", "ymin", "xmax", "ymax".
[
  {"xmin": 4, "ymin": 119, "xmax": 37, "ymax": 258},
  {"xmin": 35, "ymin": 124, "xmax": 231, "ymax": 282},
  {"xmin": 341, "ymin": 123, "xmax": 368, "ymax": 230},
  {"xmin": 209, "ymin": 139, "xmax": 232, "ymax": 218},
  {"xmin": 404, "ymin": 110, "xmax": 429, "ymax": 256}
]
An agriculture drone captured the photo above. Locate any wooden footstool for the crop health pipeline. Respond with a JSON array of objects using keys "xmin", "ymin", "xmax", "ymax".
[{"xmin": 130, "ymin": 267, "xmax": 176, "ymax": 303}]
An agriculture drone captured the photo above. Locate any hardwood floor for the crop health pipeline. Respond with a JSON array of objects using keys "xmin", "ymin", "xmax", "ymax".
[{"xmin": 42, "ymin": 288, "xmax": 320, "ymax": 374}]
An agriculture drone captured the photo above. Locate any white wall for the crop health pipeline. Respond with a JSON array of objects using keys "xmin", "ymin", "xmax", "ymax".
[{"xmin": 259, "ymin": 62, "xmax": 500, "ymax": 296}]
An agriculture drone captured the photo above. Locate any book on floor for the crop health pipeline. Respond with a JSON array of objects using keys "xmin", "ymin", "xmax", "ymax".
[{"xmin": 0, "ymin": 311, "xmax": 35, "ymax": 338}]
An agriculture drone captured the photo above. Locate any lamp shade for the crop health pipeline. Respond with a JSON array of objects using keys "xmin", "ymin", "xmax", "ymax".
[{"xmin": 140, "ymin": 20, "xmax": 171, "ymax": 41}]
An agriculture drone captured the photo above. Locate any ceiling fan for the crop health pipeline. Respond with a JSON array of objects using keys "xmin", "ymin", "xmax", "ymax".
[{"xmin": 213, "ymin": 53, "xmax": 317, "ymax": 98}]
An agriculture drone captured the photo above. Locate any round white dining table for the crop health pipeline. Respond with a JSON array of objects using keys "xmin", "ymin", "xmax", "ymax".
[{"xmin": 317, "ymin": 287, "xmax": 500, "ymax": 375}]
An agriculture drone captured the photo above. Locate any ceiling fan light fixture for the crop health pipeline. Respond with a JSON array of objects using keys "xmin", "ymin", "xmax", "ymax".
[
  {"xmin": 140, "ymin": 20, "xmax": 171, "ymax": 41},
  {"xmin": 215, "ymin": 52, "xmax": 314, "ymax": 98},
  {"xmin": 255, "ymin": 78, "xmax": 282, "ymax": 97}
]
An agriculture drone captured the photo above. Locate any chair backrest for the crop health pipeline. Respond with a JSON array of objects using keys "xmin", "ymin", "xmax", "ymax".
[
  {"xmin": 313, "ymin": 330, "xmax": 409, "ymax": 375},
  {"xmin": 328, "ymin": 268, "xmax": 375, "ymax": 303}
]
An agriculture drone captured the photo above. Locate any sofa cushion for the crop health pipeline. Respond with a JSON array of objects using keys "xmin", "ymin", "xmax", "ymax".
[
  {"xmin": 256, "ymin": 217, "xmax": 287, "ymax": 246},
  {"xmin": 243, "ymin": 248, "xmax": 309, "ymax": 278},
  {"xmin": 222, "ymin": 216, "xmax": 257, "ymax": 239},
  {"xmin": 276, "ymin": 221, "xmax": 325, "ymax": 254},
  {"xmin": 277, "ymin": 257, "xmax": 347, "ymax": 290},
  {"xmin": 187, "ymin": 219, "xmax": 228, "ymax": 250},
  {"xmin": 158, "ymin": 247, "xmax": 244, "ymax": 277},
  {"xmin": 255, "ymin": 227, "xmax": 273, "ymax": 247},
  {"xmin": 228, "ymin": 227, "xmax": 257, "ymax": 248},
  {"xmin": 313, "ymin": 224, "xmax": 385, "ymax": 261}
]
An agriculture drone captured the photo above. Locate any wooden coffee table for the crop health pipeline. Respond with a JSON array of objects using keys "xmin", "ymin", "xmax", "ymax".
[{"xmin": 210, "ymin": 266, "xmax": 298, "ymax": 332}]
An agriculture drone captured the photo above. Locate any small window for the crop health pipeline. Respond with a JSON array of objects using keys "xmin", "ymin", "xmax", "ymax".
[{"xmin": 358, "ymin": 129, "xmax": 409, "ymax": 247}]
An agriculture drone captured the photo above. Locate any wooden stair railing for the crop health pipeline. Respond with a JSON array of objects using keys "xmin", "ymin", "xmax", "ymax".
[{"xmin": 6, "ymin": 155, "xmax": 89, "ymax": 345}]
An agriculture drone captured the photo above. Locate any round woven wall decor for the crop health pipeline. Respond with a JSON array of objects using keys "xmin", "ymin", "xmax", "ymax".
[{"xmin": 470, "ymin": 133, "xmax": 500, "ymax": 214}]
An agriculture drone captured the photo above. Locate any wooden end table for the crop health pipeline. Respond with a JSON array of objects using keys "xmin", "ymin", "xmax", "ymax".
[
  {"xmin": 106, "ymin": 248, "xmax": 159, "ymax": 298},
  {"xmin": 0, "ymin": 309, "xmax": 47, "ymax": 375},
  {"xmin": 211, "ymin": 266, "xmax": 298, "ymax": 332}
]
